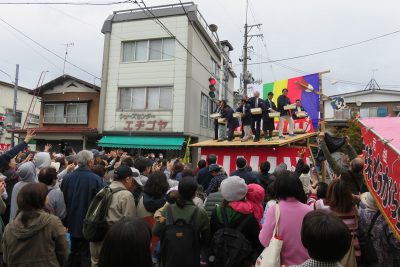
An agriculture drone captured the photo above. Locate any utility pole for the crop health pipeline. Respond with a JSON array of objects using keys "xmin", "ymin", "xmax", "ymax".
[
  {"xmin": 241, "ymin": 0, "xmax": 262, "ymax": 96},
  {"xmin": 11, "ymin": 64, "xmax": 19, "ymax": 147}
]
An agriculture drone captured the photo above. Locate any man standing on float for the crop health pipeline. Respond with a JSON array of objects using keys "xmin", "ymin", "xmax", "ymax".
[{"xmin": 277, "ymin": 88, "xmax": 295, "ymax": 139}]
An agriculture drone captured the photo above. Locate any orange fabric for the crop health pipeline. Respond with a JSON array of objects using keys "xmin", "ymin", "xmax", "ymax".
[{"xmin": 143, "ymin": 216, "xmax": 159, "ymax": 254}]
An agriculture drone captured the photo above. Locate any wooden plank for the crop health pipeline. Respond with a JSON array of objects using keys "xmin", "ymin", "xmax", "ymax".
[{"xmin": 189, "ymin": 132, "xmax": 317, "ymax": 147}]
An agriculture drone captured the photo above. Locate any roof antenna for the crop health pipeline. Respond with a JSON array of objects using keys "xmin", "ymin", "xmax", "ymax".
[
  {"xmin": 364, "ymin": 69, "xmax": 380, "ymax": 91},
  {"xmin": 63, "ymin": 42, "xmax": 74, "ymax": 75}
]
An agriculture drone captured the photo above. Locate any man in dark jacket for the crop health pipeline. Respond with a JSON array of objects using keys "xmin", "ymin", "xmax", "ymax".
[
  {"xmin": 61, "ymin": 150, "xmax": 103, "ymax": 267},
  {"xmin": 197, "ymin": 154, "xmax": 217, "ymax": 191},
  {"xmin": 277, "ymin": 88, "xmax": 294, "ymax": 138},
  {"xmin": 292, "ymin": 99, "xmax": 307, "ymax": 120},
  {"xmin": 219, "ymin": 100, "xmax": 238, "ymax": 142},
  {"xmin": 231, "ymin": 158, "xmax": 257, "ymax": 184},
  {"xmin": 263, "ymin": 92, "xmax": 277, "ymax": 141},
  {"xmin": 236, "ymin": 97, "xmax": 252, "ymax": 142},
  {"xmin": 248, "ymin": 91, "xmax": 264, "ymax": 142}
]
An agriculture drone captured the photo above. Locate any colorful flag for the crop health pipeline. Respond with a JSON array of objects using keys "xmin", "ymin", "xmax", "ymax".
[{"xmin": 263, "ymin": 73, "xmax": 320, "ymax": 129}]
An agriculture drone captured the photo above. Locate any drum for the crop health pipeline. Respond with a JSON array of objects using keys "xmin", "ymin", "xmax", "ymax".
[
  {"xmin": 284, "ymin": 104, "xmax": 297, "ymax": 110},
  {"xmin": 218, "ymin": 118, "xmax": 227, "ymax": 124},
  {"xmin": 210, "ymin": 113, "xmax": 221, "ymax": 119},
  {"xmin": 233, "ymin": 112, "xmax": 242, "ymax": 118},
  {"xmin": 268, "ymin": 112, "xmax": 280, "ymax": 118},
  {"xmin": 251, "ymin": 108, "xmax": 262, "ymax": 115},
  {"xmin": 296, "ymin": 111, "xmax": 308, "ymax": 118}
]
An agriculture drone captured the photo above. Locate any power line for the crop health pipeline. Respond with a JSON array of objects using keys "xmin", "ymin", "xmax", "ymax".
[
  {"xmin": 0, "ymin": 0, "xmax": 133, "ymax": 5},
  {"xmin": 246, "ymin": 29, "xmax": 400, "ymax": 66},
  {"xmin": 0, "ymin": 16, "xmax": 101, "ymax": 80}
]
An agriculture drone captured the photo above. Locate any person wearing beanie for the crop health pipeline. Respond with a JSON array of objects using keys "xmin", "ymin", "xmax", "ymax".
[
  {"xmin": 229, "ymin": 183, "xmax": 265, "ymax": 228},
  {"xmin": 33, "ymin": 152, "xmax": 51, "ymax": 181},
  {"xmin": 231, "ymin": 158, "xmax": 257, "ymax": 184},
  {"xmin": 210, "ymin": 176, "xmax": 263, "ymax": 266},
  {"xmin": 358, "ymin": 192, "xmax": 400, "ymax": 267},
  {"xmin": 90, "ymin": 165, "xmax": 137, "ymax": 267},
  {"xmin": 9, "ymin": 161, "xmax": 37, "ymax": 221}
]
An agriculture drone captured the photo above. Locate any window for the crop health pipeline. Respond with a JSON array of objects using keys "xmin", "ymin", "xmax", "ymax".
[
  {"xmin": 66, "ymin": 103, "xmax": 88, "ymax": 124},
  {"xmin": 28, "ymin": 114, "xmax": 40, "ymax": 124},
  {"xmin": 118, "ymin": 87, "xmax": 173, "ymax": 110},
  {"xmin": 44, "ymin": 104, "xmax": 64, "ymax": 123},
  {"xmin": 5, "ymin": 109, "xmax": 22, "ymax": 124},
  {"xmin": 200, "ymin": 93, "xmax": 209, "ymax": 128},
  {"xmin": 43, "ymin": 103, "xmax": 88, "ymax": 124},
  {"xmin": 122, "ymin": 38, "xmax": 175, "ymax": 62},
  {"xmin": 210, "ymin": 58, "xmax": 219, "ymax": 77}
]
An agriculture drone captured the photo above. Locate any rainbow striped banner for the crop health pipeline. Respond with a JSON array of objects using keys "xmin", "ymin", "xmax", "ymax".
[{"xmin": 263, "ymin": 73, "xmax": 320, "ymax": 129}]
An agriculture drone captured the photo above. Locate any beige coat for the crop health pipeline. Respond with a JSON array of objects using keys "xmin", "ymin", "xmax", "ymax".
[{"xmin": 90, "ymin": 180, "xmax": 136, "ymax": 267}]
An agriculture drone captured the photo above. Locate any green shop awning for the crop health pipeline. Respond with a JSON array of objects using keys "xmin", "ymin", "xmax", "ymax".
[{"xmin": 97, "ymin": 136, "xmax": 185, "ymax": 150}]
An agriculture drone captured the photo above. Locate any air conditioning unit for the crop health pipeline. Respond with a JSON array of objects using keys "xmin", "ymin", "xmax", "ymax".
[{"xmin": 29, "ymin": 117, "xmax": 40, "ymax": 124}]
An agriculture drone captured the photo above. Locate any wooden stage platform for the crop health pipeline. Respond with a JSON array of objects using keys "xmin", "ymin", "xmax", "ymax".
[{"xmin": 190, "ymin": 132, "xmax": 317, "ymax": 147}]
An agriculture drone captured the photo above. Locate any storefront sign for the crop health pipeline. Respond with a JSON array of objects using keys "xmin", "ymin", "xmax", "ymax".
[
  {"xmin": 200, "ymin": 146, "xmax": 310, "ymax": 175},
  {"xmin": 119, "ymin": 113, "xmax": 171, "ymax": 132},
  {"xmin": 362, "ymin": 126, "xmax": 400, "ymax": 239}
]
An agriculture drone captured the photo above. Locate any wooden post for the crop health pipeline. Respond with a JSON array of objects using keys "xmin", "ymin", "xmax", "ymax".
[{"xmin": 318, "ymin": 71, "xmax": 330, "ymax": 182}]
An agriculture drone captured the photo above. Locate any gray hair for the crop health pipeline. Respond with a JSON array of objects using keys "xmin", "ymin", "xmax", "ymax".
[{"xmin": 76, "ymin": 150, "xmax": 94, "ymax": 167}]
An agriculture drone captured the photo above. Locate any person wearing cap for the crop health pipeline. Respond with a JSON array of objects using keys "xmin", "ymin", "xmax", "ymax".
[
  {"xmin": 262, "ymin": 92, "xmax": 277, "ymax": 141},
  {"xmin": 205, "ymin": 164, "xmax": 226, "ymax": 195},
  {"xmin": 358, "ymin": 192, "xmax": 400, "ymax": 267},
  {"xmin": 231, "ymin": 157, "xmax": 257, "ymax": 185},
  {"xmin": 91, "ymin": 149, "xmax": 107, "ymax": 167},
  {"xmin": 209, "ymin": 176, "xmax": 263, "ymax": 266},
  {"xmin": 90, "ymin": 165, "xmax": 137, "ymax": 267},
  {"xmin": 236, "ymin": 97, "xmax": 252, "ymax": 142}
]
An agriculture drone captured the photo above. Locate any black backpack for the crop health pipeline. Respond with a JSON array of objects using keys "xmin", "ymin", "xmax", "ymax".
[
  {"xmin": 358, "ymin": 211, "xmax": 380, "ymax": 265},
  {"xmin": 209, "ymin": 207, "xmax": 253, "ymax": 267},
  {"xmin": 83, "ymin": 186, "xmax": 126, "ymax": 242},
  {"xmin": 160, "ymin": 205, "xmax": 200, "ymax": 267}
]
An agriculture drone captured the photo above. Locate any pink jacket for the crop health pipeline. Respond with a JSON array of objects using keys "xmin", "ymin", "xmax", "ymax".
[
  {"xmin": 230, "ymin": 184, "xmax": 265, "ymax": 228},
  {"xmin": 259, "ymin": 198, "xmax": 312, "ymax": 266}
]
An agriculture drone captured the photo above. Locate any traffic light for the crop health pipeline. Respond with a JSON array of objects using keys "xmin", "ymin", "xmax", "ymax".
[{"xmin": 208, "ymin": 77, "xmax": 216, "ymax": 99}]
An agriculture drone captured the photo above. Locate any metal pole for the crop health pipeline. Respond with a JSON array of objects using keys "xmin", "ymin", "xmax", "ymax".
[
  {"xmin": 11, "ymin": 64, "xmax": 19, "ymax": 147},
  {"xmin": 243, "ymin": 0, "xmax": 249, "ymax": 95}
]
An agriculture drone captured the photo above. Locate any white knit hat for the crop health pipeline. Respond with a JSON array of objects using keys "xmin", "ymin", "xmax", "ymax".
[{"xmin": 220, "ymin": 176, "xmax": 248, "ymax": 202}]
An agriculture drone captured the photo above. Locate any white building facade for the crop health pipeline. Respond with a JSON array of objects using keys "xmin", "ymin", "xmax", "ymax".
[
  {"xmin": 0, "ymin": 81, "xmax": 40, "ymax": 151},
  {"xmin": 98, "ymin": 3, "xmax": 236, "ymax": 152}
]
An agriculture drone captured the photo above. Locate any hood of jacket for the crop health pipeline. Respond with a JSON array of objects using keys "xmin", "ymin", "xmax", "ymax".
[
  {"xmin": 33, "ymin": 152, "xmax": 51, "ymax": 170},
  {"xmin": 8, "ymin": 211, "xmax": 52, "ymax": 240},
  {"xmin": 16, "ymin": 161, "xmax": 37, "ymax": 182},
  {"xmin": 143, "ymin": 192, "xmax": 166, "ymax": 213}
]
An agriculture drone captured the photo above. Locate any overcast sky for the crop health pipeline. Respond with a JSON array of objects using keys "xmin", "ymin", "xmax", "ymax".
[{"xmin": 0, "ymin": 0, "xmax": 399, "ymax": 96}]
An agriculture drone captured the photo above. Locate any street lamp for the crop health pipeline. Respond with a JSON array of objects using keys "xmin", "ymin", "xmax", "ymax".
[{"xmin": 208, "ymin": 24, "xmax": 224, "ymax": 101}]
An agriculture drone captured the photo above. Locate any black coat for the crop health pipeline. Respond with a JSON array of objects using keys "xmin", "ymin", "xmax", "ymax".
[
  {"xmin": 263, "ymin": 99, "xmax": 277, "ymax": 131},
  {"xmin": 292, "ymin": 105, "xmax": 306, "ymax": 119},
  {"xmin": 197, "ymin": 167, "xmax": 213, "ymax": 191},
  {"xmin": 277, "ymin": 95, "xmax": 292, "ymax": 116},
  {"xmin": 248, "ymin": 97, "xmax": 264, "ymax": 118},
  {"xmin": 236, "ymin": 103, "xmax": 252, "ymax": 126},
  {"xmin": 231, "ymin": 169, "xmax": 257, "ymax": 184},
  {"xmin": 221, "ymin": 106, "xmax": 239, "ymax": 129}
]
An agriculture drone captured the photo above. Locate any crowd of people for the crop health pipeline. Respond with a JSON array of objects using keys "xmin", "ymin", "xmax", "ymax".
[
  {"xmin": 0, "ymin": 129, "xmax": 399, "ymax": 267},
  {"xmin": 213, "ymin": 88, "xmax": 308, "ymax": 142}
]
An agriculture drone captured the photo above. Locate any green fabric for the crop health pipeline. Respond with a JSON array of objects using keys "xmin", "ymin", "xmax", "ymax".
[
  {"xmin": 97, "ymin": 136, "xmax": 184, "ymax": 150},
  {"xmin": 153, "ymin": 201, "xmax": 211, "ymax": 245},
  {"xmin": 216, "ymin": 206, "xmax": 242, "ymax": 225}
]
